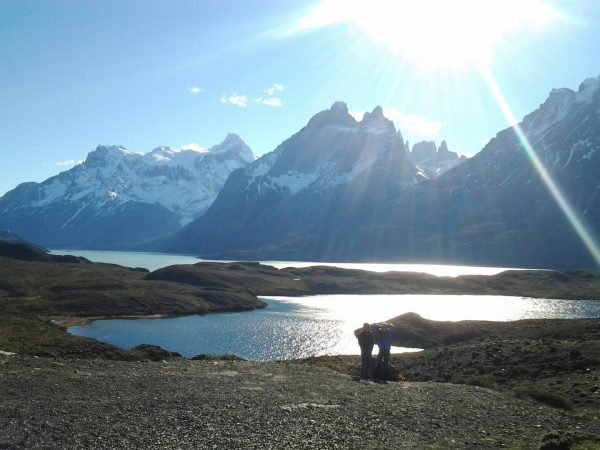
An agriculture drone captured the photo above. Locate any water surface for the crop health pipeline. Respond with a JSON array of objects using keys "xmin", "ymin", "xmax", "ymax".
[
  {"xmin": 70, "ymin": 294, "xmax": 600, "ymax": 361},
  {"xmin": 52, "ymin": 249, "xmax": 521, "ymax": 276}
]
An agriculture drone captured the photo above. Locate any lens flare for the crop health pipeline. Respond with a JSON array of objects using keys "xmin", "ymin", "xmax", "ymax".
[
  {"xmin": 292, "ymin": 0, "xmax": 565, "ymax": 71},
  {"xmin": 479, "ymin": 65, "xmax": 600, "ymax": 267}
]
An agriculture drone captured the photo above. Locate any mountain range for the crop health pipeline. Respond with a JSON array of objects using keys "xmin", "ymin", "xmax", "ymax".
[
  {"xmin": 1, "ymin": 75, "xmax": 598, "ymax": 269},
  {"xmin": 163, "ymin": 76, "xmax": 600, "ymax": 269},
  {"xmin": 0, "ymin": 134, "xmax": 255, "ymax": 249}
]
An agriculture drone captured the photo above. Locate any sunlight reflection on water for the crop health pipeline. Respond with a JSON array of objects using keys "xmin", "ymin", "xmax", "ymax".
[
  {"xmin": 51, "ymin": 249, "xmax": 521, "ymax": 276},
  {"xmin": 69, "ymin": 295, "xmax": 600, "ymax": 361}
]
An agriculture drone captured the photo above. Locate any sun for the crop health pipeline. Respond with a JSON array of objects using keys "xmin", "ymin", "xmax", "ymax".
[{"xmin": 294, "ymin": 0, "xmax": 563, "ymax": 71}]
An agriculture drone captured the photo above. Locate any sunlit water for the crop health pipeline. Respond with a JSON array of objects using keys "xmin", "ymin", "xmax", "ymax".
[
  {"xmin": 57, "ymin": 250, "xmax": 598, "ymax": 361},
  {"xmin": 51, "ymin": 249, "xmax": 521, "ymax": 276},
  {"xmin": 69, "ymin": 295, "xmax": 600, "ymax": 361}
]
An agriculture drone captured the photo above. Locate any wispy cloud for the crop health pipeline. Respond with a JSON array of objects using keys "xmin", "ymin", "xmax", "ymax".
[
  {"xmin": 387, "ymin": 109, "xmax": 442, "ymax": 139},
  {"xmin": 188, "ymin": 86, "xmax": 203, "ymax": 95},
  {"xmin": 221, "ymin": 84, "xmax": 284, "ymax": 108},
  {"xmin": 350, "ymin": 108, "xmax": 441, "ymax": 141},
  {"xmin": 255, "ymin": 97, "xmax": 283, "ymax": 107},
  {"xmin": 55, "ymin": 159, "xmax": 83, "ymax": 167},
  {"xmin": 221, "ymin": 93, "xmax": 247, "ymax": 108},
  {"xmin": 264, "ymin": 83, "xmax": 284, "ymax": 95}
]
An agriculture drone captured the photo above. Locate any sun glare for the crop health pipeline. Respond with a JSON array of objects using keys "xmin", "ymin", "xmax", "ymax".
[
  {"xmin": 295, "ymin": 0, "xmax": 564, "ymax": 70},
  {"xmin": 479, "ymin": 66, "xmax": 600, "ymax": 267}
]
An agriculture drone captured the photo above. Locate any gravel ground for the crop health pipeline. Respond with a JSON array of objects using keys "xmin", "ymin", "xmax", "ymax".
[{"xmin": 0, "ymin": 354, "xmax": 598, "ymax": 449}]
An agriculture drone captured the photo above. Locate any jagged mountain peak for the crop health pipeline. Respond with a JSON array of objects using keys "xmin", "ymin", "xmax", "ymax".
[
  {"xmin": 330, "ymin": 101, "xmax": 349, "ymax": 113},
  {"xmin": 522, "ymin": 74, "xmax": 600, "ymax": 137},
  {"xmin": 210, "ymin": 133, "xmax": 254, "ymax": 159},
  {"xmin": 360, "ymin": 105, "xmax": 396, "ymax": 135},
  {"xmin": 306, "ymin": 101, "xmax": 357, "ymax": 129},
  {"xmin": 410, "ymin": 140, "xmax": 464, "ymax": 179},
  {"xmin": 362, "ymin": 105, "xmax": 384, "ymax": 121},
  {"xmin": 90, "ymin": 144, "xmax": 130, "ymax": 157},
  {"xmin": 439, "ymin": 140, "xmax": 449, "ymax": 153},
  {"xmin": 147, "ymin": 146, "xmax": 178, "ymax": 161},
  {"xmin": 84, "ymin": 145, "xmax": 132, "ymax": 168},
  {"xmin": 577, "ymin": 74, "xmax": 600, "ymax": 103}
]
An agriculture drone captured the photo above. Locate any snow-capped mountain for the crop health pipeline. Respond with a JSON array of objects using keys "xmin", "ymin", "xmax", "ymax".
[
  {"xmin": 235, "ymin": 103, "xmax": 417, "ymax": 194},
  {"xmin": 0, "ymin": 134, "xmax": 255, "ymax": 249},
  {"xmin": 371, "ymin": 74, "xmax": 600, "ymax": 268},
  {"xmin": 164, "ymin": 102, "xmax": 420, "ymax": 256},
  {"xmin": 410, "ymin": 140, "xmax": 467, "ymax": 179},
  {"xmin": 165, "ymin": 75, "xmax": 600, "ymax": 269}
]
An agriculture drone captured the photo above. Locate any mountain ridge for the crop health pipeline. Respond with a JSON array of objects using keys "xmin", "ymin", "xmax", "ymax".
[
  {"xmin": 162, "ymin": 75, "xmax": 600, "ymax": 269},
  {"xmin": 0, "ymin": 134, "xmax": 255, "ymax": 249}
]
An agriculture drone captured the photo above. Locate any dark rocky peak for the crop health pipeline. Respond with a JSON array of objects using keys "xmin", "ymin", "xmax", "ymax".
[
  {"xmin": 359, "ymin": 106, "xmax": 397, "ymax": 138},
  {"xmin": 397, "ymin": 130, "xmax": 405, "ymax": 145},
  {"xmin": 519, "ymin": 78, "xmax": 600, "ymax": 136},
  {"xmin": 411, "ymin": 141, "xmax": 437, "ymax": 163},
  {"xmin": 438, "ymin": 140, "xmax": 449, "ymax": 154},
  {"xmin": 306, "ymin": 101, "xmax": 358, "ymax": 129},
  {"xmin": 437, "ymin": 140, "xmax": 459, "ymax": 161},
  {"xmin": 361, "ymin": 105, "xmax": 384, "ymax": 122}
]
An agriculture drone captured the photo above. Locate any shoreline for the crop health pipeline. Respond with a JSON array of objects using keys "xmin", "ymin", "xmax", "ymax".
[{"xmin": 52, "ymin": 313, "xmax": 176, "ymax": 329}]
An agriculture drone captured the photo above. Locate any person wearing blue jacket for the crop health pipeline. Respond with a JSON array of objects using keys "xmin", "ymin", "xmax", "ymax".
[{"xmin": 375, "ymin": 322, "xmax": 395, "ymax": 378}]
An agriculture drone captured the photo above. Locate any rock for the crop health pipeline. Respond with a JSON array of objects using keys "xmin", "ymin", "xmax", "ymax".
[
  {"xmin": 373, "ymin": 361, "xmax": 402, "ymax": 381},
  {"xmin": 191, "ymin": 354, "xmax": 246, "ymax": 361},
  {"xmin": 131, "ymin": 344, "xmax": 182, "ymax": 361}
]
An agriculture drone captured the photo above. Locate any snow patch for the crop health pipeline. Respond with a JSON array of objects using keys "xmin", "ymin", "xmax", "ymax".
[
  {"xmin": 582, "ymin": 148, "xmax": 597, "ymax": 161},
  {"xmin": 271, "ymin": 171, "xmax": 319, "ymax": 194}
]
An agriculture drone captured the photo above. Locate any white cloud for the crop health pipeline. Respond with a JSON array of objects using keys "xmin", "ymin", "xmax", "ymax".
[
  {"xmin": 350, "ymin": 108, "xmax": 441, "ymax": 140},
  {"xmin": 221, "ymin": 93, "xmax": 248, "ymax": 108},
  {"xmin": 255, "ymin": 97, "xmax": 283, "ymax": 107},
  {"xmin": 55, "ymin": 159, "xmax": 83, "ymax": 167},
  {"xmin": 188, "ymin": 86, "xmax": 203, "ymax": 95},
  {"xmin": 265, "ymin": 83, "xmax": 284, "ymax": 95},
  {"xmin": 388, "ymin": 110, "xmax": 442, "ymax": 139},
  {"xmin": 348, "ymin": 110, "xmax": 365, "ymax": 122}
]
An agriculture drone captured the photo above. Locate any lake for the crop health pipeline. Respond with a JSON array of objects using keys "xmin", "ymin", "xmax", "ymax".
[
  {"xmin": 69, "ymin": 294, "xmax": 600, "ymax": 360},
  {"xmin": 57, "ymin": 250, "xmax": 600, "ymax": 361},
  {"xmin": 51, "ymin": 249, "xmax": 521, "ymax": 276}
]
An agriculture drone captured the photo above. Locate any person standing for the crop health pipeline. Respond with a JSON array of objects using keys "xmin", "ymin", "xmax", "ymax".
[
  {"xmin": 375, "ymin": 323, "xmax": 395, "ymax": 379},
  {"xmin": 355, "ymin": 322, "xmax": 374, "ymax": 380}
]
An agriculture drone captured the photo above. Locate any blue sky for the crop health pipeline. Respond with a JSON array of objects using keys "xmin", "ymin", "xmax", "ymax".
[{"xmin": 1, "ymin": 0, "xmax": 599, "ymax": 196}]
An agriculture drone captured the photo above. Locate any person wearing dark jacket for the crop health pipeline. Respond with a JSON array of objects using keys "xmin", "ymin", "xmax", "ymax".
[{"xmin": 354, "ymin": 322, "xmax": 375, "ymax": 380}]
